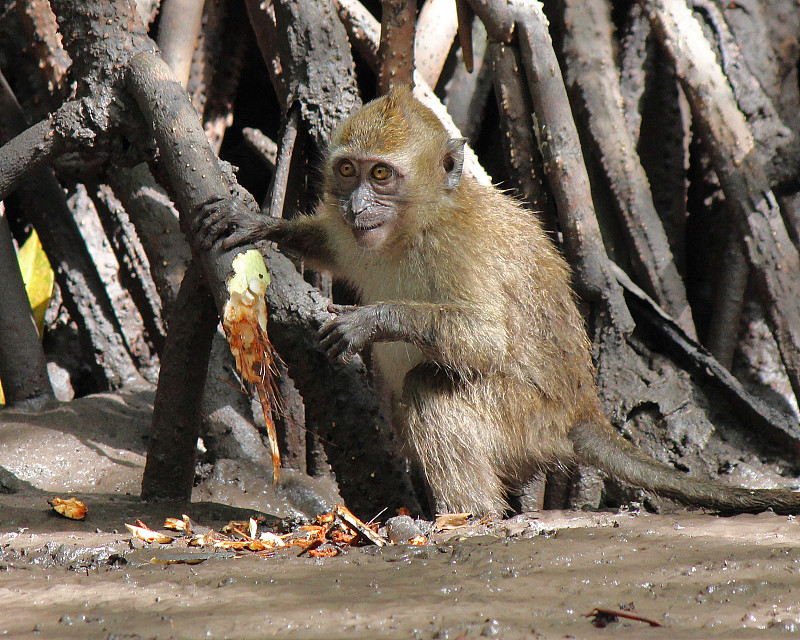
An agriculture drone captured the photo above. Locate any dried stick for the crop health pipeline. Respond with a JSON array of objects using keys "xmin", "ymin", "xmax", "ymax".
[
  {"xmin": 640, "ymin": 0, "xmax": 800, "ymax": 404},
  {"xmin": 377, "ymin": 0, "xmax": 417, "ymax": 93},
  {"xmin": 487, "ymin": 41, "xmax": 547, "ymax": 213},
  {"xmin": 156, "ymin": 0, "xmax": 205, "ymax": 88},
  {"xmin": 415, "ymin": 0, "xmax": 458, "ymax": 87},
  {"xmin": 242, "ymin": 128, "xmax": 279, "ymax": 171},
  {"xmin": 561, "ymin": 0, "xmax": 696, "ymax": 338},
  {"xmin": 264, "ymin": 105, "xmax": 301, "ymax": 219}
]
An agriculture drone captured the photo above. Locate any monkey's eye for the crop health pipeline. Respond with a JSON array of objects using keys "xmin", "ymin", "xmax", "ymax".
[
  {"xmin": 338, "ymin": 161, "xmax": 356, "ymax": 177},
  {"xmin": 370, "ymin": 164, "xmax": 394, "ymax": 181}
]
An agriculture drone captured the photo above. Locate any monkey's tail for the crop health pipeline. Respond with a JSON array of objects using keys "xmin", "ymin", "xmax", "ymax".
[{"xmin": 568, "ymin": 420, "xmax": 800, "ymax": 514}]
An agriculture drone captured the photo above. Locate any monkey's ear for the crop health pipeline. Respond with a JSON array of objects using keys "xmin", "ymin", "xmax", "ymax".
[{"xmin": 443, "ymin": 138, "xmax": 466, "ymax": 190}]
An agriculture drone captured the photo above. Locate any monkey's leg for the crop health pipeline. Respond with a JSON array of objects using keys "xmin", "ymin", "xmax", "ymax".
[{"xmin": 399, "ymin": 364, "xmax": 507, "ymax": 517}]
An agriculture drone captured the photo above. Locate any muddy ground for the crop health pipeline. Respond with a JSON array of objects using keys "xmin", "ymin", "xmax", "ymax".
[{"xmin": 1, "ymin": 392, "xmax": 800, "ymax": 639}]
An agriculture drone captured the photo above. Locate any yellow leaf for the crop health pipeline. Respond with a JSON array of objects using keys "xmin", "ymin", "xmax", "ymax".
[{"xmin": 17, "ymin": 230, "xmax": 54, "ymax": 336}]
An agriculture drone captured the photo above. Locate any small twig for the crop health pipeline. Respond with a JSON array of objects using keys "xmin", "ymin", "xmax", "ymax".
[
  {"xmin": 586, "ymin": 607, "xmax": 662, "ymax": 628},
  {"xmin": 334, "ymin": 505, "xmax": 388, "ymax": 546},
  {"xmin": 242, "ymin": 127, "xmax": 278, "ymax": 171},
  {"xmin": 264, "ymin": 105, "xmax": 301, "ymax": 219}
]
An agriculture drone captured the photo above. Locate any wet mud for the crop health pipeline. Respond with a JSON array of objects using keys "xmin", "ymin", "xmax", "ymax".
[{"xmin": 2, "ymin": 393, "xmax": 800, "ymax": 638}]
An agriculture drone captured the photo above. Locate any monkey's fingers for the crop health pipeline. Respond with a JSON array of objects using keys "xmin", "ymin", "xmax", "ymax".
[
  {"xmin": 192, "ymin": 199, "xmax": 233, "ymax": 250},
  {"xmin": 327, "ymin": 303, "xmax": 357, "ymax": 316},
  {"xmin": 221, "ymin": 224, "xmax": 261, "ymax": 250},
  {"xmin": 318, "ymin": 317, "xmax": 359, "ymax": 362}
]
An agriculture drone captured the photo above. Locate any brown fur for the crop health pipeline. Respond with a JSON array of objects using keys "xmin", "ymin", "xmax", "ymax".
[{"xmin": 199, "ymin": 87, "xmax": 800, "ymax": 516}]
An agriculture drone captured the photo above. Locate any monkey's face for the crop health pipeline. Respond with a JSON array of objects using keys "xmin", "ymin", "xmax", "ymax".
[{"xmin": 329, "ymin": 155, "xmax": 407, "ymax": 249}]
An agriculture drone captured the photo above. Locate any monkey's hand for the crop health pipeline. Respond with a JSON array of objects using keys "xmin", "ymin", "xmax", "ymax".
[
  {"xmin": 192, "ymin": 195, "xmax": 279, "ymax": 251},
  {"xmin": 319, "ymin": 304, "xmax": 383, "ymax": 362}
]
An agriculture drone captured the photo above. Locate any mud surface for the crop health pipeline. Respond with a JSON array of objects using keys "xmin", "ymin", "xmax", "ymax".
[{"xmin": 2, "ymin": 394, "xmax": 800, "ymax": 639}]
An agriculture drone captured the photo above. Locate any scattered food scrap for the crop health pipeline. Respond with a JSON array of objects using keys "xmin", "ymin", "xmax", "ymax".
[
  {"xmin": 122, "ymin": 505, "xmax": 442, "ymax": 560},
  {"xmin": 126, "ymin": 521, "xmax": 174, "ymax": 544},
  {"xmin": 49, "ymin": 497, "xmax": 87, "ymax": 520},
  {"xmin": 334, "ymin": 505, "xmax": 389, "ymax": 547},
  {"xmin": 434, "ymin": 512, "xmax": 473, "ymax": 531}
]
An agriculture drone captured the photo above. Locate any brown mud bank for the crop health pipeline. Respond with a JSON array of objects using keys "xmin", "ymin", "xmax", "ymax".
[
  {"xmin": 2, "ymin": 393, "xmax": 800, "ymax": 639},
  {"xmin": 1, "ymin": 506, "xmax": 800, "ymax": 639}
]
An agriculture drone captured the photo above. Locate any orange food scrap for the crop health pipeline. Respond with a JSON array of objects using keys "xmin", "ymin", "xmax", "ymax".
[
  {"xmin": 163, "ymin": 514, "xmax": 191, "ymax": 532},
  {"xmin": 434, "ymin": 512, "xmax": 472, "ymax": 531},
  {"xmin": 50, "ymin": 497, "xmax": 87, "ymax": 520},
  {"xmin": 125, "ymin": 523, "xmax": 173, "ymax": 544},
  {"xmin": 308, "ymin": 546, "xmax": 339, "ymax": 558}
]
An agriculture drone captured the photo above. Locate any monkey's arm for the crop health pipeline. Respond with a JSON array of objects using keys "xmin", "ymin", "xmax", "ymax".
[
  {"xmin": 320, "ymin": 302, "xmax": 506, "ymax": 370},
  {"xmin": 193, "ymin": 196, "xmax": 336, "ymax": 267}
]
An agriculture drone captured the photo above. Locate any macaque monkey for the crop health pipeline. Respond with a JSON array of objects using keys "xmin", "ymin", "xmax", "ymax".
[{"xmin": 196, "ymin": 87, "xmax": 800, "ymax": 517}]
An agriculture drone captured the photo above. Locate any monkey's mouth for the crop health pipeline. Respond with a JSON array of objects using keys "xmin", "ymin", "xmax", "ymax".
[{"xmin": 352, "ymin": 222, "xmax": 390, "ymax": 249}]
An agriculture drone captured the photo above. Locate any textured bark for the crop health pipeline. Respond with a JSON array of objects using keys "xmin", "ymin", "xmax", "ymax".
[
  {"xmin": 141, "ymin": 262, "xmax": 217, "ymax": 500},
  {"xmin": 156, "ymin": 0, "xmax": 205, "ymax": 88},
  {"xmin": 415, "ymin": 0, "xmax": 458, "ymax": 87},
  {"xmin": 0, "ymin": 72, "xmax": 145, "ymax": 390},
  {"xmin": 0, "ymin": 208, "xmax": 54, "ymax": 408},
  {"xmin": 335, "ymin": 0, "xmax": 381, "ymax": 72},
  {"xmin": 488, "ymin": 41, "xmax": 547, "ymax": 213},
  {"xmin": 0, "ymin": 112, "xmax": 62, "ymax": 202},
  {"xmin": 514, "ymin": 4, "xmax": 632, "ymax": 327},
  {"xmin": 377, "ymin": 0, "xmax": 417, "ymax": 94},
  {"xmin": 267, "ymin": 0, "xmax": 360, "ymax": 148},
  {"xmin": 561, "ymin": 0, "xmax": 696, "ymax": 338},
  {"xmin": 614, "ymin": 264, "xmax": 800, "ymax": 452},
  {"xmin": 641, "ymin": 0, "xmax": 800, "ymax": 407}
]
